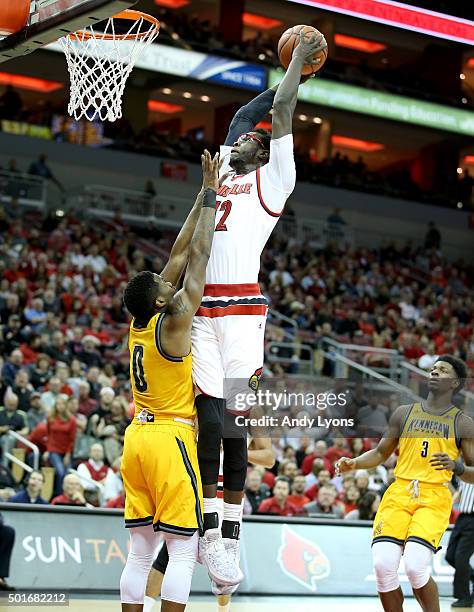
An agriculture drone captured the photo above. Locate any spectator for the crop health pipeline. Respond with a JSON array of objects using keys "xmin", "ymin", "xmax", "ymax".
[
  {"xmin": 358, "ymin": 395, "xmax": 389, "ymax": 436},
  {"xmin": 345, "ymin": 491, "xmax": 381, "ymax": 520},
  {"xmin": 76, "ymin": 443, "xmax": 112, "ymax": 501},
  {"xmin": 24, "ymin": 298, "xmax": 47, "ymax": 332},
  {"xmin": 342, "ymin": 484, "xmax": 361, "ymax": 515},
  {"xmin": 40, "ymin": 377, "xmax": 68, "ymax": 413},
  {"xmin": 88, "ymin": 386, "xmax": 115, "ymax": 436},
  {"xmin": 0, "ymin": 393, "xmax": 28, "ymax": 466},
  {"xmin": 28, "ymin": 154, "xmax": 63, "ymax": 191},
  {"xmin": 424, "ymin": 221, "xmax": 441, "ymax": 250},
  {"xmin": 325, "ymin": 437, "xmax": 350, "ymax": 466},
  {"xmin": 2, "ymin": 349, "xmax": 23, "ymax": 388},
  {"xmin": 78, "ymin": 335, "xmax": 103, "ymax": 368},
  {"xmin": 355, "ymin": 469, "xmax": 371, "ymax": 497},
  {"xmin": 244, "ymin": 469, "xmax": 271, "ymax": 514},
  {"xmin": 257, "ymin": 477, "xmax": 300, "ymax": 517},
  {"xmin": 25, "ymin": 392, "xmax": 46, "ymax": 431},
  {"xmin": 45, "ymin": 397, "xmax": 77, "ymax": 496},
  {"xmin": 287, "ymin": 474, "xmax": 311, "ymax": 509},
  {"xmin": 46, "ymin": 331, "xmax": 73, "ymax": 364},
  {"xmin": 29, "ymin": 354, "xmax": 52, "ymax": 390},
  {"xmin": 8, "ymin": 470, "xmax": 48, "ymax": 505},
  {"xmin": 51, "ymin": 473, "xmax": 87, "ymax": 506},
  {"xmin": 11, "ymin": 369, "xmax": 32, "ymax": 413},
  {"xmin": 0, "ymin": 512, "xmax": 15, "ymax": 590},
  {"xmin": 77, "ymin": 381, "xmax": 97, "ymax": 417},
  {"xmin": 95, "ymin": 397, "xmax": 129, "ymax": 464},
  {"xmin": 278, "ymin": 460, "xmax": 298, "ymax": 484},
  {"xmin": 106, "ymin": 490, "xmax": 125, "ymax": 508},
  {"xmin": 304, "ymin": 485, "xmax": 344, "ymax": 519},
  {"xmin": 301, "ymin": 440, "xmax": 332, "ymax": 476},
  {"xmin": 3, "ymin": 315, "xmax": 26, "ymax": 354},
  {"xmin": 305, "ymin": 458, "xmax": 331, "ymax": 491},
  {"xmin": 305, "ymin": 468, "xmax": 332, "ymax": 500}
]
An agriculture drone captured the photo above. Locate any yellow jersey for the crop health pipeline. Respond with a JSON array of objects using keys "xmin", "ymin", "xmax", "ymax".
[
  {"xmin": 128, "ymin": 312, "xmax": 195, "ymax": 422},
  {"xmin": 394, "ymin": 402, "xmax": 462, "ymax": 484}
]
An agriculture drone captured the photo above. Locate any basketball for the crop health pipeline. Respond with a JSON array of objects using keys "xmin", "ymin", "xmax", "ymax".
[{"xmin": 278, "ymin": 25, "xmax": 328, "ymax": 76}]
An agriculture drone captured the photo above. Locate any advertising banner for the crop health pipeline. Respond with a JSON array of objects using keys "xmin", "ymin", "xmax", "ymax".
[
  {"xmin": 0, "ymin": 507, "xmax": 455, "ymax": 596},
  {"xmin": 47, "ymin": 42, "xmax": 267, "ymax": 92},
  {"xmin": 285, "ymin": 0, "xmax": 474, "ymax": 45},
  {"xmin": 269, "ymin": 69, "xmax": 474, "ymax": 137}
]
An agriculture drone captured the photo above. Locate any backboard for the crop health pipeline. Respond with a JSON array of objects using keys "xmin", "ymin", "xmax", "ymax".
[{"xmin": 0, "ymin": 0, "xmax": 136, "ymax": 64}]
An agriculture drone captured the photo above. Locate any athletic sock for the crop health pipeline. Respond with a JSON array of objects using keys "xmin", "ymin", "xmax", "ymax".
[
  {"xmin": 203, "ymin": 497, "xmax": 219, "ymax": 532},
  {"xmin": 222, "ymin": 502, "xmax": 242, "ymax": 540},
  {"xmin": 143, "ymin": 595, "xmax": 156, "ymax": 612},
  {"xmin": 217, "ymin": 600, "xmax": 231, "ymax": 612}
]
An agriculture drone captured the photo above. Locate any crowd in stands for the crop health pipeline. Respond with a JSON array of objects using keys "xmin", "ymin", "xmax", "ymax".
[
  {"xmin": 0, "ymin": 195, "xmax": 470, "ymax": 512},
  {"xmin": 155, "ymin": 8, "xmax": 469, "ymax": 108}
]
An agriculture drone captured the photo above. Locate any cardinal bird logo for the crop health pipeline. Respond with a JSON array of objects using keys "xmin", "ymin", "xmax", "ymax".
[
  {"xmin": 248, "ymin": 367, "xmax": 263, "ymax": 392},
  {"xmin": 277, "ymin": 525, "xmax": 331, "ymax": 592}
]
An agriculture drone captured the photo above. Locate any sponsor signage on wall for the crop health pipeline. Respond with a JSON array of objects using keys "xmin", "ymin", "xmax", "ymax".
[
  {"xmin": 46, "ymin": 42, "xmax": 266, "ymax": 92},
  {"xmin": 269, "ymin": 69, "xmax": 474, "ymax": 137},
  {"xmin": 285, "ymin": 0, "xmax": 474, "ymax": 45},
  {"xmin": 1, "ymin": 506, "xmax": 454, "ymax": 596}
]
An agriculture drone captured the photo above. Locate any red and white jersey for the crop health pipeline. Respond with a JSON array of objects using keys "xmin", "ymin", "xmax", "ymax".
[{"xmin": 205, "ymin": 134, "xmax": 296, "ymax": 287}]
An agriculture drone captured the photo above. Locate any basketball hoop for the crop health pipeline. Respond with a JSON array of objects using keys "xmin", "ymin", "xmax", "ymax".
[{"xmin": 60, "ymin": 10, "xmax": 160, "ymax": 122}]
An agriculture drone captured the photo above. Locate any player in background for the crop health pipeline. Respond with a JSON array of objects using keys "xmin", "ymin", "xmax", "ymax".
[
  {"xmin": 143, "ymin": 414, "xmax": 275, "ymax": 612},
  {"xmin": 194, "ymin": 30, "xmax": 328, "ymax": 584},
  {"xmin": 120, "ymin": 151, "xmax": 226, "ymax": 612},
  {"xmin": 336, "ymin": 356, "xmax": 474, "ymax": 612}
]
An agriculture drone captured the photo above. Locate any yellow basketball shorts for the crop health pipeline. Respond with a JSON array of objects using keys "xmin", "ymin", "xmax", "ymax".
[
  {"xmin": 121, "ymin": 420, "xmax": 203, "ymax": 536},
  {"xmin": 372, "ymin": 478, "xmax": 452, "ymax": 552}
]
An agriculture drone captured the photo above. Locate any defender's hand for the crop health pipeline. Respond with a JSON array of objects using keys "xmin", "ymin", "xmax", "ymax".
[
  {"xmin": 293, "ymin": 30, "xmax": 327, "ymax": 66},
  {"xmin": 201, "ymin": 150, "xmax": 220, "ymax": 192},
  {"xmin": 429, "ymin": 453, "xmax": 456, "ymax": 472},
  {"xmin": 335, "ymin": 456, "xmax": 356, "ymax": 475}
]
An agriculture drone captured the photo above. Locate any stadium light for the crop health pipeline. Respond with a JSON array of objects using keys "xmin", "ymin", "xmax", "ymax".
[
  {"xmin": 332, "ymin": 135, "xmax": 384, "ymax": 152},
  {"xmin": 154, "ymin": 0, "xmax": 190, "ymax": 8},
  {"xmin": 335, "ymin": 33, "xmax": 386, "ymax": 53},
  {"xmin": 0, "ymin": 72, "xmax": 63, "ymax": 93},
  {"xmin": 148, "ymin": 100, "xmax": 184, "ymax": 114},
  {"xmin": 243, "ymin": 13, "xmax": 283, "ymax": 30}
]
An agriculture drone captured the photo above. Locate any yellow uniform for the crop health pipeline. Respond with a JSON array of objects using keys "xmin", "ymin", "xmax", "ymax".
[
  {"xmin": 373, "ymin": 402, "xmax": 461, "ymax": 551},
  {"xmin": 122, "ymin": 312, "xmax": 203, "ymax": 536}
]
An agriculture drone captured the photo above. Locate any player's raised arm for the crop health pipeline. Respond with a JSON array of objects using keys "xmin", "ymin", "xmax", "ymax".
[
  {"xmin": 272, "ymin": 31, "xmax": 327, "ymax": 139},
  {"xmin": 224, "ymin": 86, "xmax": 278, "ymax": 147},
  {"xmin": 336, "ymin": 404, "xmax": 407, "ymax": 474},
  {"xmin": 160, "ymin": 151, "xmax": 218, "ymax": 353},
  {"xmin": 160, "ymin": 188, "xmax": 208, "ymax": 287}
]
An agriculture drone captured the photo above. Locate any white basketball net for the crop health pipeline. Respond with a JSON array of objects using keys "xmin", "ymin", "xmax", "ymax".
[{"xmin": 60, "ymin": 15, "xmax": 159, "ymax": 122}]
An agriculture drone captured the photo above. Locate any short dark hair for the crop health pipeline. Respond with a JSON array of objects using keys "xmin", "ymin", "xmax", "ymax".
[
  {"xmin": 275, "ymin": 476, "xmax": 290, "ymax": 489},
  {"xmin": 252, "ymin": 128, "xmax": 271, "ymax": 151},
  {"xmin": 123, "ymin": 271, "xmax": 158, "ymax": 322},
  {"xmin": 435, "ymin": 354, "xmax": 467, "ymax": 394}
]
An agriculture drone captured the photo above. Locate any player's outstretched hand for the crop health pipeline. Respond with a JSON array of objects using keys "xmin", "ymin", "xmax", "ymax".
[
  {"xmin": 335, "ymin": 456, "xmax": 356, "ymax": 475},
  {"xmin": 294, "ymin": 30, "xmax": 327, "ymax": 66},
  {"xmin": 201, "ymin": 149, "xmax": 220, "ymax": 192}
]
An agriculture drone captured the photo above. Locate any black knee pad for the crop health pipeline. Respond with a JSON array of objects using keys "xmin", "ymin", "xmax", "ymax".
[
  {"xmin": 222, "ymin": 436, "xmax": 248, "ymax": 491},
  {"xmin": 196, "ymin": 395, "xmax": 225, "ymax": 486},
  {"xmin": 152, "ymin": 543, "xmax": 169, "ymax": 574}
]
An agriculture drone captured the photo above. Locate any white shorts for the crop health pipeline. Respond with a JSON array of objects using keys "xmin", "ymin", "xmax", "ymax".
[{"xmin": 191, "ymin": 283, "xmax": 267, "ymax": 406}]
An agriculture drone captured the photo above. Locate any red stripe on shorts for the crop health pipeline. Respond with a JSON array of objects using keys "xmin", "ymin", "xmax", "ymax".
[
  {"xmin": 203, "ymin": 283, "xmax": 261, "ymax": 297},
  {"xmin": 196, "ymin": 304, "xmax": 268, "ymax": 317}
]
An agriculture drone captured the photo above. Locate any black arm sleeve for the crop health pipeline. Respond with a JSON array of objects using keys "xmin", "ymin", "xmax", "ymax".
[{"xmin": 224, "ymin": 89, "xmax": 276, "ymax": 146}]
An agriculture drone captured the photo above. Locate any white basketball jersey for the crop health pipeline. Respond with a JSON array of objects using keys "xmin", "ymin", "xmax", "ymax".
[{"xmin": 205, "ymin": 135, "xmax": 296, "ymax": 286}]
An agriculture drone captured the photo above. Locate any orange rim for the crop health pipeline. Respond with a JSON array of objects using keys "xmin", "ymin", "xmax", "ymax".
[{"xmin": 69, "ymin": 9, "xmax": 160, "ymax": 41}]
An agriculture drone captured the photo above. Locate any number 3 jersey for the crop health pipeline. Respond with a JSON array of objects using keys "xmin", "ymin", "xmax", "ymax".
[
  {"xmin": 128, "ymin": 313, "xmax": 196, "ymax": 422},
  {"xmin": 394, "ymin": 401, "xmax": 462, "ymax": 484}
]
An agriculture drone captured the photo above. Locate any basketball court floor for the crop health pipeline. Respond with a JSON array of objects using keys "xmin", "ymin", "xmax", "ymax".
[{"xmin": 0, "ymin": 594, "xmax": 468, "ymax": 611}]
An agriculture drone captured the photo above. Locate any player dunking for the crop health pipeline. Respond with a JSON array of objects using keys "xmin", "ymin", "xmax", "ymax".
[
  {"xmin": 336, "ymin": 356, "xmax": 474, "ymax": 612},
  {"xmin": 143, "ymin": 413, "xmax": 275, "ymax": 612},
  {"xmin": 119, "ymin": 151, "xmax": 225, "ymax": 612},
  {"xmin": 194, "ymin": 30, "xmax": 328, "ymax": 586}
]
